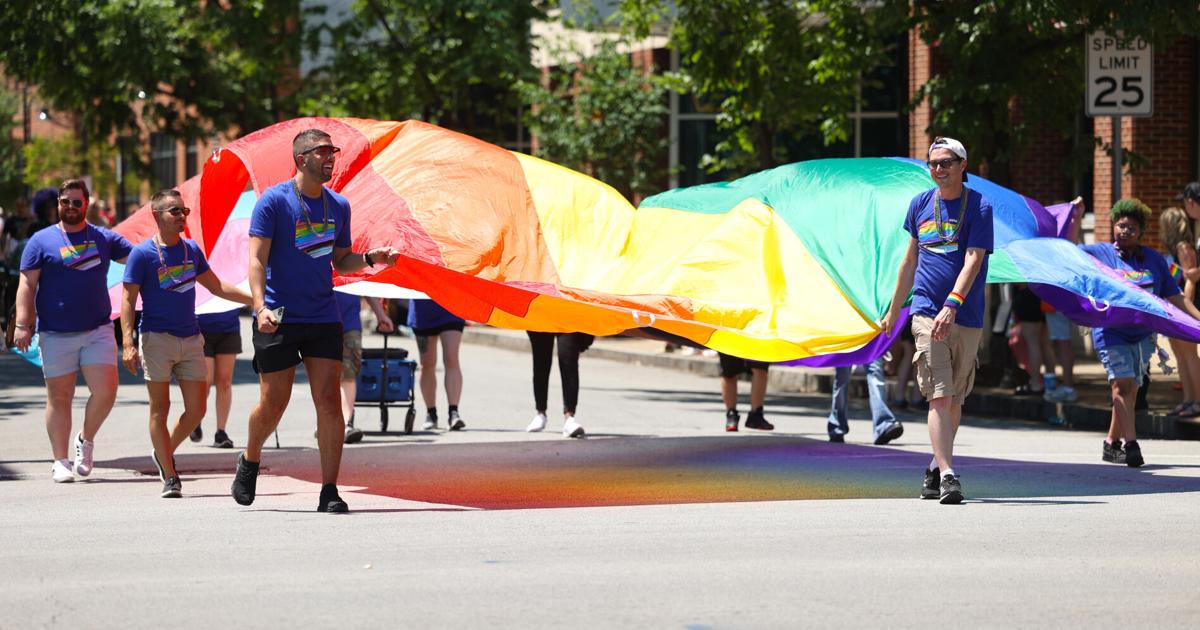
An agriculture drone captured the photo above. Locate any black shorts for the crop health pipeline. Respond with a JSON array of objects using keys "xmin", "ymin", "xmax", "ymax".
[
  {"xmin": 201, "ymin": 330, "xmax": 242, "ymax": 357},
  {"xmin": 413, "ymin": 322, "xmax": 465, "ymax": 338},
  {"xmin": 1012, "ymin": 287, "xmax": 1045, "ymax": 323},
  {"xmin": 252, "ymin": 323, "xmax": 343, "ymax": 374},
  {"xmin": 718, "ymin": 352, "xmax": 769, "ymax": 378}
]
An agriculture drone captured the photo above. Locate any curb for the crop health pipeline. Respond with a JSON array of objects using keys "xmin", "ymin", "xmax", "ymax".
[{"xmin": 462, "ymin": 327, "xmax": 1196, "ymax": 441}]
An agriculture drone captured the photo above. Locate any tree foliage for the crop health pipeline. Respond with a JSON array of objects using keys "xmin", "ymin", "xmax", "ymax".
[
  {"xmin": 519, "ymin": 37, "xmax": 668, "ymax": 200},
  {"xmin": 301, "ymin": 0, "xmax": 550, "ymax": 145},
  {"xmin": 0, "ymin": 85, "xmax": 23, "ymax": 206},
  {"xmin": 620, "ymin": 0, "xmax": 907, "ymax": 176},
  {"xmin": 911, "ymin": 1, "xmax": 1200, "ymax": 184}
]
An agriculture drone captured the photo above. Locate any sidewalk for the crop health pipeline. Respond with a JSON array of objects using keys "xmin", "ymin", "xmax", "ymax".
[{"xmin": 461, "ymin": 325, "xmax": 1200, "ymax": 441}]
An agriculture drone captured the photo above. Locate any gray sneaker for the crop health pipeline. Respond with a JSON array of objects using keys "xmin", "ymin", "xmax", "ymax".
[
  {"xmin": 344, "ymin": 422, "xmax": 365, "ymax": 444},
  {"xmin": 939, "ymin": 473, "xmax": 964, "ymax": 504},
  {"xmin": 161, "ymin": 476, "xmax": 182, "ymax": 498}
]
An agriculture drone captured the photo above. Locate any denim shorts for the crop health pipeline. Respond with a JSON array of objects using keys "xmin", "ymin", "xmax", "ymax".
[
  {"xmin": 1045, "ymin": 311, "xmax": 1072, "ymax": 341},
  {"xmin": 1097, "ymin": 336, "xmax": 1156, "ymax": 385},
  {"xmin": 39, "ymin": 324, "xmax": 118, "ymax": 378}
]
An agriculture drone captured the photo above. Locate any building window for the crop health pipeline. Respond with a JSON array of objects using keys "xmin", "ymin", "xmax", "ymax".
[
  {"xmin": 184, "ymin": 140, "xmax": 198, "ymax": 179},
  {"xmin": 151, "ymin": 133, "xmax": 177, "ymax": 188}
]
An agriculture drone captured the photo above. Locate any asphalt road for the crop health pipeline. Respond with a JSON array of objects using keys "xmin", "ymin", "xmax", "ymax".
[{"xmin": 2, "ymin": 329, "xmax": 1199, "ymax": 628}]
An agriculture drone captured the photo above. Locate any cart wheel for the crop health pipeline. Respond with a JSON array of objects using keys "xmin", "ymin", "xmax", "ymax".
[
  {"xmin": 404, "ymin": 407, "xmax": 416, "ymax": 435},
  {"xmin": 380, "ymin": 406, "xmax": 389, "ymax": 432}
]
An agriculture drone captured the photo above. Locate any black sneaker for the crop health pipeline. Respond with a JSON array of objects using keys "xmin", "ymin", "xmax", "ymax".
[
  {"xmin": 744, "ymin": 408, "xmax": 774, "ymax": 431},
  {"xmin": 318, "ymin": 483, "xmax": 349, "ymax": 513},
  {"xmin": 213, "ymin": 430, "xmax": 234, "ymax": 449},
  {"xmin": 190, "ymin": 425, "xmax": 203, "ymax": 443},
  {"xmin": 231, "ymin": 453, "xmax": 259, "ymax": 506},
  {"xmin": 1124, "ymin": 440, "xmax": 1144, "ymax": 467},
  {"xmin": 1102, "ymin": 439, "xmax": 1126, "ymax": 464},
  {"xmin": 921, "ymin": 466, "xmax": 940, "ymax": 499},
  {"xmin": 161, "ymin": 476, "xmax": 182, "ymax": 498},
  {"xmin": 448, "ymin": 410, "xmax": 466, "ymax": 431},
  {"xmin": 828, "ymin": 433, "xmax": 845, "ymax": 443},
  {"xmin": 939, "ymin": 473, "xmax": 964, "ymax": 504},
  {"xmin": 725, "ymin": 409, "xmax": 739, "ymax": 432},
  {"xmin": 874, "ymin": 421, "xmax": 904, "ymax": 445}
]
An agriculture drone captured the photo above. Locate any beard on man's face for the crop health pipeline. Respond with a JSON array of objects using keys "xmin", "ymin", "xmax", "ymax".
[{"xmin": 60, "ymin": 207, "xmax": 85, "ymax": 226}]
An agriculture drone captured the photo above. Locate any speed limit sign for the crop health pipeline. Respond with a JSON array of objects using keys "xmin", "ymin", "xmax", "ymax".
[{"xmin": 1087, "ymin": 31, "xmax": 1152, "ymax": 117}]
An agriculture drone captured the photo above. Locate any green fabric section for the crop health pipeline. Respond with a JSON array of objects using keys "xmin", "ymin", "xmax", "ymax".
[
  {"xmin": 642, "ymin": 158, "xmax": 932, "ymax": 320},
  {"xmin": 985, "ymin": 249, "xmax": 1024, "ymax": 283}
]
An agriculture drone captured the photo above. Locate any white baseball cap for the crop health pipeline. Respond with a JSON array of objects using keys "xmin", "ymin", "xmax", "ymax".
[{"xmin": 928, "ymin": 137, "xmax": 967, "ymax": 161}]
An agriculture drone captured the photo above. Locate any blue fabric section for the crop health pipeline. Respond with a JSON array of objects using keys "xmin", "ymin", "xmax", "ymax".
[
  {"xmin": 20, "ymin": 224, "xmax": 132, "ymax": 332},
  {"xmin": 248, "ymin": 181, "xmax": 352, "ymax": 323},
  {"xmin": 1078, "ymin": 243, "xmax": 1179, "ymax": 348},
  {"xmin": 124, "ymin": 238, "xmax": 209, "ymax": 337}
]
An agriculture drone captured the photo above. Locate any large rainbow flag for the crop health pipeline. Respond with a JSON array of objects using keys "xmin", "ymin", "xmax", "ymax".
[{"xmin": 103, "ymin": 118, "xmax": 1200, "ymax": 365}]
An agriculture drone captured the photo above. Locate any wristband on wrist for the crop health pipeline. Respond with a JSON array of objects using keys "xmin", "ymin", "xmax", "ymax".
[
  {"xmin": 944, "ymin": 291, "xmax": 965, "ymax": 309},
  {"xmin": 364, "ymin": 250, "xmax": 374, "ymax": 267},
  {"xmin": 15, "ymin": 323, "xmax": 33, "ymax": 329}
]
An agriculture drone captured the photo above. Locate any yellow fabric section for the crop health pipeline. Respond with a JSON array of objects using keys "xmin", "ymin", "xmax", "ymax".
[{"xmin": 511, "ymin": 152, "xmax": 878, "ymax": 359}]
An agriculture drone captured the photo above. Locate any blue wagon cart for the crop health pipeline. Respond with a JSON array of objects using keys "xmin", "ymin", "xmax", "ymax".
[{"xmin": 355, "ymin": 333, "xmax": 417, "ymax": 434}]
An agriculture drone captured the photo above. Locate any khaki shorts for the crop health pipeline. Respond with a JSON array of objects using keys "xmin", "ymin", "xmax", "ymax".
[
  {"xmin": 911, "ymin": 315, "xmax": 982, "ymax": 405},
  {"xmin": 341, "ymin": 329, "xmax": 363, "ymax": 380},
  {"xmin": 139, "ymin": 332, "xmax": 207, "ymax": 383}
]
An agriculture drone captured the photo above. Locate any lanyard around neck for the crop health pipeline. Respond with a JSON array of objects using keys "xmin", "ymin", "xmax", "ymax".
[
  {"xmin": 153, "ymin": 235, "xmax": 191, "ymax": 270},
  {"xmin": 57, "ymin": 221, "xmax": 91, "ymax": 250},
  {"xmin": 933, "ymin": 186, "xmax": 969, "ymax": 242},
  {"xmin": 292, "ymin": 179, "xmax": 329, "ymax": 237}
]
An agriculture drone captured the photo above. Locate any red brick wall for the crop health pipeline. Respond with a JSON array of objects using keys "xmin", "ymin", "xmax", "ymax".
[
  {"xmin": 1009, "ymin": 104, "xmax": 1073, "ymax": 205},
  {"xmin": 1093, "ymin": 38, "xmax": 1197, "ymax": 247},
  {"xmin": 908, "ymin": 28, "xmax": 934, "ymax": 159}
]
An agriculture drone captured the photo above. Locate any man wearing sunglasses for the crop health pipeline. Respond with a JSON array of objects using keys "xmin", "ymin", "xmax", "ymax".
[
  {"xmin": 879, "ymin": 137, "xmax": 994, "ymax": 504},
  {"xmin": 231, "ymin": 128, "xmax": 399, "ymax": 513},
  {"xmin": 120, "ymin": 189, "xmax": 252, "ymax": 498},
  {"xmin": 13, "ymin": 178, "xmax": 134, "ymax": 483}
]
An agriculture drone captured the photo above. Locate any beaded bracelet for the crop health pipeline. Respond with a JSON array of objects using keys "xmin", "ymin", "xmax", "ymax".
[{"xmin": 944, "ymin": 291, "xmax": 965, "ymax": 309}]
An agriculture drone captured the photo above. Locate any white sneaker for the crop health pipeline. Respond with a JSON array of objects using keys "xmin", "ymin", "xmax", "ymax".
[
  {"xmin": 73, "ymin": 432, "xmax": 94, "ymax": 477},
  {"xmin": 563, "ymin": 417, "xmax": 585, "ymax": 439},
  {"xmin": 422, "ymin": 414, "xmax": 438, "ymax": 431},
  {"xmin": 51, "ymin": 459, "xmax": 74, "ymax": 483},
  {"xmin": 526, "ymin": 413, "xmax": 547, "ymax": 432}
]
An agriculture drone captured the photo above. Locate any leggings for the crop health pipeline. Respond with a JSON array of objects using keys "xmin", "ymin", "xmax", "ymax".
[{"xmin": 528, "ymin": 331, "xmax": 593, "ymax": 414}]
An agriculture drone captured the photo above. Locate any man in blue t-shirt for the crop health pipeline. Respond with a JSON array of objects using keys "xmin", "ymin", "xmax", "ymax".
[
  {"xmin": 880, "ymin": 137, "xmax": 993, "ymax": 505},
  {"xmin": 120, "ymin": 189, "xmax": 251, "ymax": 499},
  {"xmin": 1080, "ymin": 199, "xmax": 1200, "ymax": 469},
  {"xmin": 231, "ymin": 128, "xmax": 400, "ymax": 513},
  {"xmin": 13, "ymin": 178, "xmax": 133, "ymax": 484}
]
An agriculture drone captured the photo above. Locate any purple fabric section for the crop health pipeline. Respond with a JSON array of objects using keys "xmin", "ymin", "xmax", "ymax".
[
  {"xmin": 1039, "ymin": 201, "xmax": 1078, "ymax": 239},
  {"xmin": 783, "ymin": 308, "xmax": 910, "ymax": 368},
  {"xmin": 1031, "ymin": 284, "xmax": 1200, "ymax": 343}
]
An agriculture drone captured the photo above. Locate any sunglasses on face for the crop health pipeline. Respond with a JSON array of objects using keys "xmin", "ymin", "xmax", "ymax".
[
  {"xmin": 299, "ymin": 144, "xmax": 341, "ymax": 160},
  {"xmin": 927, "ymin": 158, "xmax": 963, "ymax": 170},
  {"xmin": 156, "ymin": 207, "xmax": 190, "ymax": 217},
  {"xmin": 59, "ymin": 197, "xmax": 84, "ymax": 209}
]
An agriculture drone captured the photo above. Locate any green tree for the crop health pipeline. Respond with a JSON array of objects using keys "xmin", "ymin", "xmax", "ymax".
[
  {"xmin": 21, "ymin": 134, "xmax": 143, "ymax": 204},
  {"xmin": 911, "ymin": 0, "xmax": 1200, "ymax": 185},
  {"xmin": 0, "ymin": 85, "xmax": 24, "ymax": 207},
  {"xmin": 519, "ymin": 37, "xmax": 668, "ymax": 200},
  {"xmin": 620, "ymin": 0, "xmax": 907, "ymax": 176},
  {"xmin": 0, "ymin": 1, "xmax": 300, "ymax": 165},
  {"xmin": 300, "ymin": 0, "xmax": 550, "ymax": 145}
]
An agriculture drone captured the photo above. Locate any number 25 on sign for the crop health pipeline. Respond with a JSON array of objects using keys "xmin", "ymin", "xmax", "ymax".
[{"xmin": 1087, "ymin": 31, "xmax": 1152, "ymax": 117}]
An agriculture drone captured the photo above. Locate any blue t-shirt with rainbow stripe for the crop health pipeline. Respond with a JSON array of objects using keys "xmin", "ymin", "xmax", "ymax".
[
  {"xmin": 1081, "ymin": 242, "xmax": 1180, "ymax": 348},
  {"xmin": 903, "ymin": 187, "xmax": 994, "ymax": 328},
  {"xmin": 124, "ymin": 237, "xmax": 210, "ymax": 337},
  {"xmin": 20, "ymin": 223, "xmax": 133, "ymax": 333},
  {"xmin": 249, "ymin": 181, "xmax": 352, "ymax": 324}
]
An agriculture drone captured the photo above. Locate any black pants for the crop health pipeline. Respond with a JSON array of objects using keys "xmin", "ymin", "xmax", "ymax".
[{"xmin": 528, "ymin": 331, "xmax": 593, "ymax": 414}]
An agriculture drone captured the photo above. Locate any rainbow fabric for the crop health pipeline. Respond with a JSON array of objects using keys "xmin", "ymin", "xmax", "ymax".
[{"xmin": 103, "ymin": 118, "xmax": 1200, "ymax": 366}]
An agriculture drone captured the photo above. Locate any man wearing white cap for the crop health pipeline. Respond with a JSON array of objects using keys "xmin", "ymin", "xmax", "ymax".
[{"xmin": 879, "ymin": 136, "xmax": 994, "ymax": 504}]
